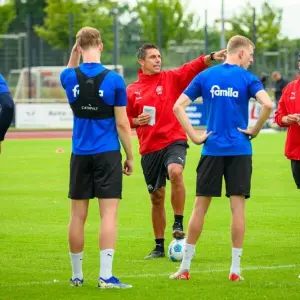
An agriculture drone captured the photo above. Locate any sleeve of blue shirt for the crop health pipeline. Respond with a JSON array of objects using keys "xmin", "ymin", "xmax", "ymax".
[
  {"xmin": 114, "ymin": 75, "xmax": 127, "ymax": 106},
  {"xmin": 183, "ymin": 73, "xmax": 203, "ymax": 101},
  {"xmin": 0, "ymin": 74, "xmax": 14, "ymax": 141},
  {"xmin": 248, "ymin": 73, "xmax": 264, "ymax": 98},
  {"xmin": 60, "ymin": 68, "xmax": 78, "ymax": 103},
  {"xmin": 0, "ymin": 74, "xmax": 10, "ymax": 94},
  {"xmin": 60, "ymin": 68, "xmax": 74, "ymax": 90}
]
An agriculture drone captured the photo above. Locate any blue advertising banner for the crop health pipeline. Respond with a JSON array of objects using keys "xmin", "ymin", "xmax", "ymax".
[{"xmin": 185, "ymin": 103, "xmax": 206, "ymax": 126}]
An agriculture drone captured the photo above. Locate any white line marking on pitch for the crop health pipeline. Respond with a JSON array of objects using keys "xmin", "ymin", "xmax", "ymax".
[
  {"xmin": 122, "ymin": 264, "xmax": 299, "ymax": 278},
  {"xmin": 0, "ymin": 264, "xmax": 298, "ymax": 287}
]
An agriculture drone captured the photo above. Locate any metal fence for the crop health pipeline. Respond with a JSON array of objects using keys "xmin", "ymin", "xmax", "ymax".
[
  {"xmin": 1, "ymin": 25, "xmax": 299, "ymax": 100},
  {"xmin": 0, "ymin": 32, "xmax": 68, "ymax": 77}
]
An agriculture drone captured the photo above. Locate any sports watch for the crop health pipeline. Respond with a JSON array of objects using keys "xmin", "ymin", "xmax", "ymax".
[{"xmin": 210, "ymin": 52, "xmax": 216, "ymax": 61}]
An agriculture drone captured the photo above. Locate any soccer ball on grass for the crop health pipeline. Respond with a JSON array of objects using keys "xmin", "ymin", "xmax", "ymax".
[{"xmin": 168, "ymin": 238, "xmax": 186, "ymax": 262}]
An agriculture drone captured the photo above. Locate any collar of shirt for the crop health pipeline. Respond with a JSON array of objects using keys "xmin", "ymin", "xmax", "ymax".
[{"xmin": 137, "ymin": 69, "xmax": 160, "ymax": 82}]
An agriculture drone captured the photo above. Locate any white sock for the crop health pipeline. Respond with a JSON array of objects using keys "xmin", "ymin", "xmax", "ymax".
[
  {"xmin": 70, "ymin": 251, "xmax": 83, "ymax": 280},
  {"xmin": 179, "ymin": 243, "xmax": 195, "ymax": 272},
  {"xmin": 100, "ymin": 249, "xmax": 114, "ymax": 279},
  {"xmin": 230, "ymin": 248, "xmax": 243, "ymax": 275}
]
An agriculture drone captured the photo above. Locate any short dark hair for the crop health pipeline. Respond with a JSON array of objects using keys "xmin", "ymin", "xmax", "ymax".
[{"xmin": 136, "ymin": 43, "xmax": 158, "ymax": 60}]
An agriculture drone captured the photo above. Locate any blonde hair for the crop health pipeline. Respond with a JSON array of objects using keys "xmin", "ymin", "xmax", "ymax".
[
  {"xmin": 76, "ymin": 27, "xmax": 102, "ymax": 50},
  {"xmin": 227, "ymin": 35, "xmax": 255, "ymax": 54}
]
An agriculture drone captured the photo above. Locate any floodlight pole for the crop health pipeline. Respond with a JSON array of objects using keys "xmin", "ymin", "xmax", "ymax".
[
  {"xmin": 220, "ymin": 0, "xmax": 226, "ymax": 49},
  {"xmin": 69, "ymin": 13, "xmax": 74, "ymax": 53},
  {"xmin": 112, "ymin": 8, "xmax": 119, "ymax": 71},
  {"xmin": 204, "ymin": 10, "xmax": 208, "ymax": 54},
  {"xmin": 252, "ymin": 7, "xmax": 257, "ymax": 74},
  {"xmin": 157, "ymin": 9, "xmax": 163, "ymax": 51},
  {"xmin": 26, "ymin": 13, "xmax": 32, "ymax": 100}
]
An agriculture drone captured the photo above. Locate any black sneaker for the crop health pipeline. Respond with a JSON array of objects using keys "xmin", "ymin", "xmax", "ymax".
[
  {"xmin": 172, "ymin": 222, "xmax": 185, "ymax": 239},
  {"xmin": 144, "ymin": 249, "xmax": 165, "ymax": 260}
]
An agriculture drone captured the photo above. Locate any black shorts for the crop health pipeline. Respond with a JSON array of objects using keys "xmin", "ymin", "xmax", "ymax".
[
  {"xmin": 69, "ymin": 151, "xmax": 122, "ymax": 200},
  {"xmin": 196, "ymin": 155, "xmax": 252, "ymax": 199},
  {"xmin": 141, "ymin": 141, "xmax": 189, "ymax": 193},
  {"xmin": 291, "ymin": 160, "xmax": 300, "ymax": 189}
]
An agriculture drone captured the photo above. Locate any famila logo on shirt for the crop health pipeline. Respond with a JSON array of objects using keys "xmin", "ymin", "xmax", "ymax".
[
  {"xmin": 81, "ymin": 104, "xmax": 98, "ymax": 111},
  {"xmin": 210, "ymin": 85, "xmax": 239, "ymax": 98},
  {"xmin": 72, "ymin": 85, "xmax": 104, "ymax": 98},
  {"xmin": 72, "ymin": 84, "xmax": 80, "ymax": 97}
]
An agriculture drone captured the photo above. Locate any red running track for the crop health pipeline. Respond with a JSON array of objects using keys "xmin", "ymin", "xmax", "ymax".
[{"xmin": 6, "ymin": 131, "xmax": 73, "ymax": 139}]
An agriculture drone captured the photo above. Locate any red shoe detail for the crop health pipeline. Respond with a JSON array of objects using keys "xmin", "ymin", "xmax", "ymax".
[
  {"xmin": 229, "ymin": 273, "xmax": 244, "ymax": 281},
  {"xmin": 170, "ymin": 271, "xmax": 190, "ymax": 280}
]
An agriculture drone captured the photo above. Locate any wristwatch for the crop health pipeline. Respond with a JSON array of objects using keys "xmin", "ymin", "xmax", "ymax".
[{"xmin": 210, "ymin": 52, "xmax": 216, "ymax": 61}]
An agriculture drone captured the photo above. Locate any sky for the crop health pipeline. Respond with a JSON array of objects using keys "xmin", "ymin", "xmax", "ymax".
[{"xmin": 122, "ymin": 0, "xmax": 299, "ymax": 39}]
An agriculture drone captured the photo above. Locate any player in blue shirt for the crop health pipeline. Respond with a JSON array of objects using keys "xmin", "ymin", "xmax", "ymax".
[
  {"xmin": 60, "ymin": 27, "xmax": 133, "ymax": 289},
  {"xmin": 0, "ymin": 74, "xmax": 14, "ymax": 154},
  {"xmin": 170, "ymin": 35, "xmax": 273, "ymax": 281}
]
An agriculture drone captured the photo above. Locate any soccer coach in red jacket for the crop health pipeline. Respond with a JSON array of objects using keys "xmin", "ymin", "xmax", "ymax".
[
  {"xmin": 275, "ymin": 52, "xmax": 300, "ymax": 189},
  {"xmin": 126, "ymin": 43, "xmax": 226, "ymax": 259}
]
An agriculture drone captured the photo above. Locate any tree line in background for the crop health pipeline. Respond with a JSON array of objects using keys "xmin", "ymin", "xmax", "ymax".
[{"xmin": 1, "ymin": 0, "xmax": 300, "ymax": 81}]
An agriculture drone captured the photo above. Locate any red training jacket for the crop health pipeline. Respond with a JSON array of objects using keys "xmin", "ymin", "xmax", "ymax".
[
  {"xmin": 126, "ymin": 56, "xmax": 208, "ymax": 155},
  {"xmin": 275, "ymin": 79, "xmax": 300, "ymax": 160}
]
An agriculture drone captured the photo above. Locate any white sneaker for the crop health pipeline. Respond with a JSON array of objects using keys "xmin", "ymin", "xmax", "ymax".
[
  {"xmin": 70, "ymin": 278, "xmax": 83, "ymax": 287},
  {"xmin": 169, "ymin": 270, "xmax": 190, "ymax": 280},
  {"xmin": 98, "ymin": 276, "xmax": 132, "ymax": 289}
]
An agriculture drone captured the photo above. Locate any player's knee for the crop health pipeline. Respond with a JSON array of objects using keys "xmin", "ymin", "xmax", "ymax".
[
  {"xmin": 168, "ymin": 166, "xmax": 183, "ymax": 183},
  {"xmin": 101, "ymin": 208, "xmax": 118, "ymax": 220},
  {"xmin": 231, "ymin": 207, "xmax": 245, "ymax": 224},
  {"xmin": 151, "ymin": 189, "xmax": 164, "ymax": 206},
  {"xmin": 71, "ymin": 211, "xmax": 88, "ymax": 223}
]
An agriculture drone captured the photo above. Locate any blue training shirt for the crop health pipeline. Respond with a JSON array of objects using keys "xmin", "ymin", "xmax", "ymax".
[
  {"xmin": 184, "ymin": 63, "xmax": 264, "ymax": 156},
  {"xmin": 0, "ymin": 74, "xmax": 10, "ymax": 95},
  {"xmin": 0, "ymin": 74, "xmax": 14, "ymax": 141},
  {"xmin": 60, "ymin": 63, "xmax": 127, "ymax": 155}
]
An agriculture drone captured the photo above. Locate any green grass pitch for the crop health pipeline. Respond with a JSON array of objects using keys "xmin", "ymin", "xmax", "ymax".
[{"xmin": 1, "ymin": 133, "xmax": 300, "ymax": 299}]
